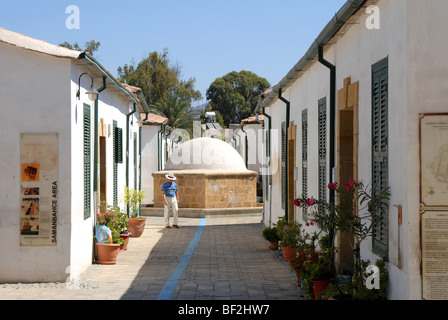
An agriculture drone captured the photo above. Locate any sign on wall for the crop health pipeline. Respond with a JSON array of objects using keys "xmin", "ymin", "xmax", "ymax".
[
  {"xmin": 20, "ymin": 133, "xmax": 58, "ymax": 246},
  {"xmin": 420, "ymin": 114, "xmax": 448, "ymax": 300}
]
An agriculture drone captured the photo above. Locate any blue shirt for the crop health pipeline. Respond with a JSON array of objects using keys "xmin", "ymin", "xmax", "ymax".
[{"xmin": 162, "ymin": 181, "xmax": 178, "ymax": 197}]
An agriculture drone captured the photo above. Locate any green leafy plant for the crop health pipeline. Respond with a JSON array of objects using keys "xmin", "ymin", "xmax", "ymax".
[
  {"xmin": 275, "ymin": 217, "xmax": 302, "ymax": 248},
  {"xmin": 124, "ymin": 186, "xmax": 146, "ymax": 218},
  {"xmin": 262, "ymin": 227, "xmax": 280, "ymax": 243},
  {"xmin": 96, "ymin": 203, "xmax": 127, "ymax": 247}
]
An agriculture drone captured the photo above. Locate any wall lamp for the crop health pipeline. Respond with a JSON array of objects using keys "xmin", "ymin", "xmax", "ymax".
[{"xmin": 77, "ymin": 72, "xmax": 99, "ymax": 101}]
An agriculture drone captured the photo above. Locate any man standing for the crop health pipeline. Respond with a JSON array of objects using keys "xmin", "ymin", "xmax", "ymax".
[{"xmin": 162, "ymin": 173, "xmax": 179, "ymax": 229}]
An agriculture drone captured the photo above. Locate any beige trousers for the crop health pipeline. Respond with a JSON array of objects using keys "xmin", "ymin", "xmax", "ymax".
[{"xmin": 164, "ymin": 196, "xmax": 178, "ymax": 226}]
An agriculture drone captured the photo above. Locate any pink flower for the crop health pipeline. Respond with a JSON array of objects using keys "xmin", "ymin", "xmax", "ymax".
[
  {"xmin": 306, "ymin": 198, "xmax": 315, "ymax": 207},
  {"xmin": 349, "ymin": 179, "xmax": 355, "ymax": 186},
  {"xmin": 305, "ymin": 222, "xmax": 309, "ymax": 226},
  {"xmin": 309, "ymin": 221, "xmax": 314, "ymax": 226},
  {"xmin": 327, "ymin": 183, "xmax": 337, "ymax": 191},
  {"xmin": 293, "ymin": 199, "xmax": 301, "ymax": 207},
  {"xmin": 345, "ymin": 184, "xmax": 351, "ymax": 191}
]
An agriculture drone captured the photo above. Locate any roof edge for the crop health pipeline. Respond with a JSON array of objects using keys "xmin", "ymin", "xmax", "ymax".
[{"xmin": 256, "ymin": 0, "xmax": 366, "ymax": 112}]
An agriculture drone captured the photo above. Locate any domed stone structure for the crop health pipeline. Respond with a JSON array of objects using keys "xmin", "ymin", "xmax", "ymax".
[{"xmin": 150, "ymin": 138, "xmax": 260, "ymax": 217}]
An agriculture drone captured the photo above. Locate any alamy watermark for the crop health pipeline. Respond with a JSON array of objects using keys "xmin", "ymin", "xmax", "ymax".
[
  {"xmin": 365, "ymin": 265, "xmax": 380, "ymax": 290},
  {"xmin": 66, "ymin": 5, "xmax": 80, "ymax": 30},
  {"xmin": 365, "ymin": 5, "xmax": 380, "ymax": 30}
]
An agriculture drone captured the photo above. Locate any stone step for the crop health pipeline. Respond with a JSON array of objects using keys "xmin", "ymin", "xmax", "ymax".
[{"xmin": 141, "ymin": 206, "xmax": 263, "ymax": 218}]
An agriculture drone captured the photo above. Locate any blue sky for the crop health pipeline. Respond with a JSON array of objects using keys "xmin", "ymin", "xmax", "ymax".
[{"xmin": 0, "ymin": 0, "xmax": 347, "ymax": 105}]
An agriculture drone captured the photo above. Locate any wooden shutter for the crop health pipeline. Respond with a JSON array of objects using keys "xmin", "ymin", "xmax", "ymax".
[
  {"xmin": 372, "ymin": 57, "xmax": 389, "ymax": 258},
  {"xmin": 113, "ymin": 120, "xmax": 118, "ymax": 206},
  {"xmin": 318, "ymin": 98, "xmax": 327, "ymax": 210},
  {"xmin": 83, "ymin": 104, "xmax": 91, "ymax": 219},
  {"xmin": 302, "ymin": 109, "xmax": 308, "ymax": 221},
  {"xmin": 281, "ymin": 121, "xmax": 287, "ymax": 210},
  {"xmin": 134, "ymin": 132, "xmax": 137, "ymax": 189}
]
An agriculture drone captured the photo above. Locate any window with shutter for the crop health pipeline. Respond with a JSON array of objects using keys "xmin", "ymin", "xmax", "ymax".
[
  {"xmin": 83, "ymin": 104, "xmax": 91, "ymax": 220},
  {"xmin": 372, "ymin": 57, "xmax": 389, "ymax": 258},
  {"xmin": 318, "ymin": 98, "xmax": 327, "ymax": 213},
  {"xmin": 115, "ymin": 127, "xmax": 123, "ymax": 164},
  {"xmin": 302, "ymin": 109, "xmax": 308, "ymax": 221},
  {"xmin": 281, "ymin": 121, "xmax": 287, "ymax": 210},
  {"xmin": 113, "ymin": 120, "xmax": 118, "ymax": 206},
  {"xmin": 134, "ymin": 132, "xmax": 137, "ymax": 189}
]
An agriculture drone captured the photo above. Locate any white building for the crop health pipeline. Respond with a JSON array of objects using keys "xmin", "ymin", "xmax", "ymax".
[
  {"xmin": 140, "ymin": 112, "xmax": 170, "ymax": 205},
  {"xmin": 257, "ymin": 0, "xmax": 448, "ymax": 300},
  {"xmin": 0, "ymin": 28, "xmax": 147, "ymax": 282}
]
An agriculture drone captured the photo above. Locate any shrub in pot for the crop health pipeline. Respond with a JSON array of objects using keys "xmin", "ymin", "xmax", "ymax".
[
  {"xmin": 262, "ymin": 227, "xmax": 280, "ymax": 250},
  {"xmin": 125, "ymin": 186, "xmax": 146, "ymax": 237}
]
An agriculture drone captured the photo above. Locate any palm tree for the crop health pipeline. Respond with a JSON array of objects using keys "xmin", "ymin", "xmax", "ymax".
[{"xmin": 150, "ymin": 94, "xmax": 198, "ymax": 134}]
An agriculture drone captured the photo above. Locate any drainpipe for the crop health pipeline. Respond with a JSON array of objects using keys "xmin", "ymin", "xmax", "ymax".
[
  {"xmin": 318, "ymin": 45, "xmax": 336, "ymax": 204},
  {"xmin": 278, "ymin": 88, "xmax": 290, "ymax": 222},
  {"xmin": 258, "ymin": 106, "xmax": 272, "ymax": 226},
  {"xmin": 240, "ymin": 124, "xmax": 248, "ymax": 168},
  {"xmin": 126, "ymin": 103, "xmax": 137, "ymax": 215},
  {"xmin": 318, "ymin": 44, "xmax": 336, "ymax": 249},
  {"xmin": 158, "ymin": 124, "xmax": 165, "ymax": 171}
]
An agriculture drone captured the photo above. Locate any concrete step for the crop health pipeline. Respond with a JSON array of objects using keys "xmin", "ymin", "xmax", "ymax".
[{"xmin": 141, "ymin": 206, "xmax": 263, "ymax": 218}]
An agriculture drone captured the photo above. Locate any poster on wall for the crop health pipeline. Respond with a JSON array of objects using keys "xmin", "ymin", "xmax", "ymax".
[
  {"xmin": 20, "ymin": 133, "xmax": 58, "ymax": 246},
  {"xmin": 420, "ymin": 114, "xmax": 448, "ymax": 299},
  {"xmin": 420, "ymin": 114, "xmax": 448, "ymax": 208}
]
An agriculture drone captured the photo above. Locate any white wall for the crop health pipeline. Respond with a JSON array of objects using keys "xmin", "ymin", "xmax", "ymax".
[
  {"xmin": 405, "ymin": 0, "xmax": 448, "ymax": 300},
  {"xmin": 0, "ymin": 42, "xmax": 72, "ymax": 282},
  {"xmin": 262, "ymin": 0, "xmax": 448, "ymax": 300},
  {"xmin": 141, "ymin": 125, "xmax": 163, "ymax": 205}
]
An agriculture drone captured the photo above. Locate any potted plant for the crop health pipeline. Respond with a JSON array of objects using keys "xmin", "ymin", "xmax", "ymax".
[
  {"xmin": 95, "ymin": 209, "xmax": 125, "ymax": 265},
  {"xmin": 124, "ymin": 186, "xmax": 146, "ymax": 238},
  {"xmin": 107, "ymin": 204, "xmax": 131, "ymax": 251},
  {"xmin": 293, "ymin": 178, "xmax": 391, "ymax": 300},
  {"xmin": 275, "ymin": 217, "xmax": 302, "ymax": 261},
  {"xmin": 262, "ymin": 226, "xmax": 280, "ymax": 250}
]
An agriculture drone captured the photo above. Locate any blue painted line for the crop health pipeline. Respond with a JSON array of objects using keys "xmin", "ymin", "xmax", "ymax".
[{"xmin": 156, "ymin": 218, "xmax": 207, "ymax": 300}]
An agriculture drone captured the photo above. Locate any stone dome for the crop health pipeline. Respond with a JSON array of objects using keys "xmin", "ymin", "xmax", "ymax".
[{"xmin": 165, "ymin": 137, "xmax": 248, "ymax": 172}]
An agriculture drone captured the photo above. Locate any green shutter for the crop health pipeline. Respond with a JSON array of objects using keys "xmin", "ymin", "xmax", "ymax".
[
  {"xmin": 134, "ymin": 132, "xmax": 137, "ymax": 189},
  {"xmin": 113, "ymin": 120, "xmax": 118, "ymax": 206},
  {"xmin": 318, "ymin": 98, "xmax": 327, "ymax": 211},
  {"xmin": 115, "ymin": 127, "xmax": 123, "ymax": 164},
  {"xmin": 302, "ymin": 109, "xmax": 308, "ymax": 221},
  {"xmin": 372, "ymin": 57, "xmax": 389, "ymax": 258},
  {"xmin": 281, "ymin": 121, "xmax": 287, "ymax": 210},
  {"xmin": 83, "ymin": 104, "xmax": 91, "ymax": 219}
]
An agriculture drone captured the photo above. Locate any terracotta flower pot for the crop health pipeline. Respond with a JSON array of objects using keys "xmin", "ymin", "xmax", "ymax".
[
  {"xmin": 269, "ymin": 241, "xmax": 279, "ymax": 250},
  {"xmin": 128, "ymin": 218, "xmax": 146, "ymax": 238},
  {"xmin": 313, "ymin": 280, "xmax": 331, "ymax": 300},
  {"xmin": 282, "ymin": 247, "xmax": 297, "ymax": 261},
  {"xmin": 96, "ymin": 242, "xmax": 121, "ymax": 265},
  {"xmin": 119, "ymin": 233, "xmax": 130, "ymax": 251}
]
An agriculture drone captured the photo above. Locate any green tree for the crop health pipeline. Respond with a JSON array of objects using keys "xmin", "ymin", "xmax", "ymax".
[
  {"xmin": 206, "ymin": 70, "xmax": 270, "ymax": 127},
  {"xmin": 150, "ymin": 94, "xmax": 198, "ymax": 134},
  {"xmin": 59, "ymin": 40, "xmax": 101, "ymax": 55},
  {"xmin": 117, "ymin": 48, "xmax": 202, "ymax": 108}
]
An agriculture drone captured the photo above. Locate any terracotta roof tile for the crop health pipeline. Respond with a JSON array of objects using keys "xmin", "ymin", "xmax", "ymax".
[
  {"xmin": 141, "ymin": 113, "xmax": 168, "ymax": 125},
  {"xmin": 241, "ymin": 114, "xmax": 264, "ymax": 123}
]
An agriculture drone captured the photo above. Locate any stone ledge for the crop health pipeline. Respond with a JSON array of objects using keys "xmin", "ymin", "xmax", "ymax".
[{"xmin": 141, "ymin": 206, "xmax": 263, "ymax": 218}]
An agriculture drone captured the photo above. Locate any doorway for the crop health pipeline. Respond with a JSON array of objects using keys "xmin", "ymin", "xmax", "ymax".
[{"xmin": 337, "ymin": 78, "xmax": 359, "ymax": 272}]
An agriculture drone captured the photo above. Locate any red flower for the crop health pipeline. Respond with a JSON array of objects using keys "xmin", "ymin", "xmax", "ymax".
[
  {"xmin": 293, "ymin": 199, "xmax": 301, "ymax": 207},
  {"xmin": 345, "ymin": 184, "xmax": 351, "ymax": 191},
  {"xmin": 349, "ymin": 179, "xmax": 355, "ymax": 186},
  {"xmin": 306, "ymin": 198, "xmax": 315, "ymax": 206},
  {"xmin": 327, "ymin": 183, "xmax": 337, "ymax": 191}
]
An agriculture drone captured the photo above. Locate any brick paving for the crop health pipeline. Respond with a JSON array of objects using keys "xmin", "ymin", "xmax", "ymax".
[{"xmin": 0, "ymin": 216, "xmax": 304, "ymax": 300}]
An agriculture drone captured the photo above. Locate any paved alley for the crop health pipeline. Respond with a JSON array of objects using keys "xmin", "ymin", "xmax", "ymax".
[{"xmin": 0, "ymin": 216, "xmax": 304, "ymax": 300}]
